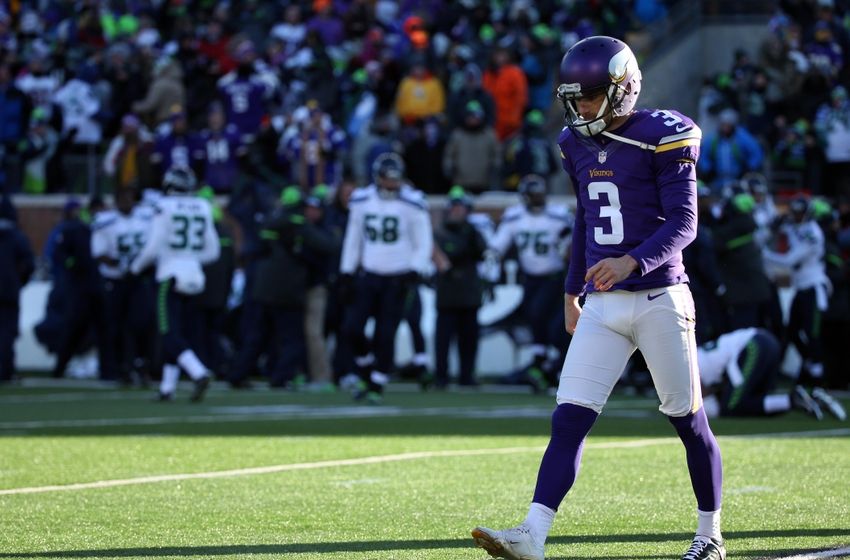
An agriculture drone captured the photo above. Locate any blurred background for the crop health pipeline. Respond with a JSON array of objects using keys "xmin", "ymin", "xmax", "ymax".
[{"xmin": 0, "ymin": 0, "xmax": 847, "ymax": 395}]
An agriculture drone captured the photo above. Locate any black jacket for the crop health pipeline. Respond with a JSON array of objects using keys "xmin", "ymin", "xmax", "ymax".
[
  {"xmin": 712, "ymin": 207, "xmax": 772, "ymax": 306},
  {"xmin": 197, "ymin": 221, "xmax": 236, "ymax": 310},
  {"xmin": 434, "ymin": 220, "xmax": 487, "ymax": 309},
  {"xmin": 0, "ymin": 215, "xmax": 34, "ymax": 305},
  {"xmin": 251, "ymin": 208, "xmax": 338, "ymax": 308}
]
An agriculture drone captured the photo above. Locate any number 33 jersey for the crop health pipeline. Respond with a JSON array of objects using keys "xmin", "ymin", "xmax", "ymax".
[
  {"xmin": 130, "ymin": 194, "xmax": 220, "ymax": 294},
  {"xmin": 340, "ymin": 184, "xmax": 434, "ymax": 276},
  {"xmin": 558, "ymin": 109, "xmax": 701, "ymax": 294}
]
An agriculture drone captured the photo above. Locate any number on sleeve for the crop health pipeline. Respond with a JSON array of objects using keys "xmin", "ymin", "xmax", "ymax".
[{"xmin": 588, "ymin": 181, "xmax": 624, "ymax": 245}]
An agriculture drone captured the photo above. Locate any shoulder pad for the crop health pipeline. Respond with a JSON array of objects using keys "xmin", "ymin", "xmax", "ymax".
[
  {"xmin": 399, "ymin": 187, "xmax": 427, "ymax": 210},
  {"xmin": 349, "ymin": 186, "xmax": 375, "ymax": 204},
  {"xmin": 545, "ymin": 205, "xmax": 572, "ymax": 223},
  {"xmin": 91, "ymin": 211, "xmax": 118, "ymax": 230},
  {"xmin": 501, "ymin": 204, "xmax": 525, "ymax": 222},
  {"xmin": 643, "ymin": 109, "xmax": 702, "ymax": 155}
]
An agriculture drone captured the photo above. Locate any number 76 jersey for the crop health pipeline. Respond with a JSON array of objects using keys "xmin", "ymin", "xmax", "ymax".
[
  {"xmin": 558, "ymin": 108, "xmax": 702, "ymax": 294},
  {"xmin": 130, "ymin": 194, "xmax": 220, "ymax": 295}
]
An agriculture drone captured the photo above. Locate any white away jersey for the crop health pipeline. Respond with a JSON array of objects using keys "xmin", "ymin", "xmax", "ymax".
[
  {"xmin": 130, "ymin": 194, "xmax": 220, "ymax": 294},
  {"xmin": 340, "ymin": 184, "xmax": 433, "ymax": 276},
  {"xmin": 91, "ymin": 209, "xmax": 148, "ymax": 279},
  {"xmin": 490, "ymin": 203, "xmax": 573, "ymax": 276},
  {"xmin": 697, "ymin": 327, "xmax": 758, "ymax": 387},
  {"xmin": 763, "ymin": 220, "xmax": 828, "ymax": 291}
]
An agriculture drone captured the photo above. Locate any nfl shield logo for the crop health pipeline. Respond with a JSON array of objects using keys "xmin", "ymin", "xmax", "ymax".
[{"xmin": 598, "ymin": 151, "xmax": 607, "ymax": 164}]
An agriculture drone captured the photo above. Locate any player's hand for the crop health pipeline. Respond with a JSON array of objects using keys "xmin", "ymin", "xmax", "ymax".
[
  {"xmin": 584, "ymin": 255, "xmax": 639, "ymax": 292},
  {"xmin": 564, "ymin": 294, "xmax": 581, "ymax": 335}
]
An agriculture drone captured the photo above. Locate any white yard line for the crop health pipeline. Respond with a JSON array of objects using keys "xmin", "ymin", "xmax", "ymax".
[
  {"xmin": 1, "ymin": 428, "xmax": 847, "ymax": 497},
  {"xmin": 0, "ymin": 438, "xmax": 683, "ymax": 496},
  {"xmin": 774, "ymin": 547, "xmax": 850, "ymax": 559}
]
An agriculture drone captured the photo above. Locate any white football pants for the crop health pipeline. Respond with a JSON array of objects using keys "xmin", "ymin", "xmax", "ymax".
[{"xmin": 556, "ymin": 283, "xmax": 702, "ymax": 417}]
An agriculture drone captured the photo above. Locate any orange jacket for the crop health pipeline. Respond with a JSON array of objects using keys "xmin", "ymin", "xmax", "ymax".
[
  {"xmin": 394, "ymin": 75, "xmax": 446, "ymax": 123},
  {"xmin": 482, "ymin": 64, "xmax": 528, "ymax": 140}
]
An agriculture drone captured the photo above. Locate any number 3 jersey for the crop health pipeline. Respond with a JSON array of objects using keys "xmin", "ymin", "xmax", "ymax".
[
  {"xmin": 340, "ymin": 184, "xmax": 434, "ymax": 276},
  {"xmin": 558, "ymin": 108, "xmax": 701, "ymax": 295},
  {"xmin": 130, "ymin": 194, "xmax": 220, "ymax": 294},
  {"xmin": 490, "ymin": 204, "xmax": 573, "ymax": 276}
]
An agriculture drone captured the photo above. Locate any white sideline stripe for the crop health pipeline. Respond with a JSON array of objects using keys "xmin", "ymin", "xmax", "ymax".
[
  {"xmin": 0, "ymin": 438, "xmax": 681, "ymax": 496},
  {"xmin": 775, "ymin": 547, "xmax": 850, "ymax": 559},
  {"xmin": 1, "ymin": 428, "xmax": 847, "ymax": 497}
]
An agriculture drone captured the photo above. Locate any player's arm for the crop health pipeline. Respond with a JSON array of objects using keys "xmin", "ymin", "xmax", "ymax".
[
  {"xmin": 131, "ymin": 208, "xmax": 167, "ymax": 275},
  {"xmin": 488, "ymin": 212, "xmax": 516, "ymax": 258},
  {"xmin": 763, "ymin": 227, "xmax": 823, "ymax": 269},
  {"xmin": 90, "ymin": 222, "xmax": 118, "ymax": 267},
  {"xmin": 564, "ymin": 176, "xmax": 586, "ymax": 334},
  {"xmin": 409, "ymin": 205, "xmax": 434, "ymax": 276},
  {"xmin": 199, "ymin": 204, "xmax": 221, "ymax": 265},
  {"xmin": 626, "ymin": 145, "xmax": 699, "ymax": 277},
  {"xmin": 339, "ymin": 203, "xmax": 364, "ymax": 275}
]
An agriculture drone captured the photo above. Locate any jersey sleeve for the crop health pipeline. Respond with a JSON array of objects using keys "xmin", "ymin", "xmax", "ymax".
[
  {"xmin": 199, "ymin": 201, "xmax": 221, "ymax": 265},
  {"xmin": 626, "ymin": 116, "xmax": 700, "ymax": 276},
  {"xmin": 90, "ymin": 217, "xmax": 112, "ymax": 259},
  {"xmin": 131, "ymin": 205, "xmax": 167, "ymax": 275},
  {"xmin": 409, "ymin": 205, "xmax": 434, "ymax": 276},
  {"xmin": 339, "ymin": 201, "xmax": 365, "ymax": 275},
  {"xmin": 565, "ymin": 174, "xmax": 588, "ymax": 295},
  {"xmin": 489, "ymin": 208, "xmax": 520, "ymax": 257}
]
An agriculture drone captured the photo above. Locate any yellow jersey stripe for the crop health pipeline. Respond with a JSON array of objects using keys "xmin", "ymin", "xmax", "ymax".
[{"xmin": 655, "ymin": 138, "xmax": 700, "ymax": 154}]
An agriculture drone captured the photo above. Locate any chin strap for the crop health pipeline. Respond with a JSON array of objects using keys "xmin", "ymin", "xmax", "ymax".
[{"xmin": 600, "ymin": 130, "xmax": 656, "ymax": 152}]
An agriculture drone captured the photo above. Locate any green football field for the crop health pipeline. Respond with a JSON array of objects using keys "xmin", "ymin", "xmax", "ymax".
[{"xmin": 1, "ymin": 381, "xmax": 848, "ymax": 560}]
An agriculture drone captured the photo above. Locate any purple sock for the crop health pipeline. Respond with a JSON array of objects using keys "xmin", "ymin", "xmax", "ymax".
[
  {"xmin": 668, "ymin": 407, "xmax": 723, "ymax": 511},
  {"xmin": 532, "ymin": 403, "xmax": 599, "ymax": 511}
]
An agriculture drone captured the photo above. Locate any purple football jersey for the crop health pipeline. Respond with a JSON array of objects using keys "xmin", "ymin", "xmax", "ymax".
[
  {"xmin": 217, "ymin": 73, "xmax": 269, "ymax": 139},
  {"xmin": 558, "ymin": 109, "xmax": 701, "ymax": 295},
  {"xmin": 194, "ymin": 124, "xmax": 244, "ymax": 193},
  {"xmin": 152, "ymin": 132, "xmax": 192, "ymax": 174}
]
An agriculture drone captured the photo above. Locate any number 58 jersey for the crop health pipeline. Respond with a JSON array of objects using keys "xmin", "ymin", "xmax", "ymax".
[
  {"xmin": 340, "ymin": 184, "xmax": 433, "ymax": 276},
  {"xmin": 558, "ymin": 108, "xmax": 701, "ymax": 294},
  {"xmin": 130, "ymin": 194, "xmax": 220, "ymax": 294}
]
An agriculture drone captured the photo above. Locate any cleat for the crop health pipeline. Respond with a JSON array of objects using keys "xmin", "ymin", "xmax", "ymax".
[
  {"xmin": 526, "ymin": 367, "xmax": 548, "ymax": 394},
  {"xmin": 365, "ymin": 391, "xmax": 383, "ymax": 405},
  {"xmin": 682, "ymin": 536, "xmax": 726, "ymax": 560},
  {"xmin": 190, "ymin": 375, "xmax": 211, "ymax": 402},
  {"xmin": 418, "ymin": 368, "xmax": 434, "ymax": 391},
  {"xmin": 155, "ymin": 392, "xmax": 173, "ymax": 402},
  {"xmin": 792, "ymin": 385, "xmax": 823, "ymax": 421},
  {"xmin": 811, "ymin": 387, "xmax": 847, "ymax": 421},
  {"xmin": 471, "ymin": 524, "xmax": 544, "ymax": 560}
]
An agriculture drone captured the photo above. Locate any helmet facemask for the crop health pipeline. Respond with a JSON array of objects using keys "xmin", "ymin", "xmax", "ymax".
[{"xmin": 557, "ymin": 81, "xmax": 627, "ymax": 137}]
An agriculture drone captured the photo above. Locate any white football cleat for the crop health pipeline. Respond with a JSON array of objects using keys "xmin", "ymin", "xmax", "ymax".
[
  {"xmin": 811, "ymin": 387, "xmax": 847, "ymax": 421},
  {"xmin": 471, "ymin": 523, "xmax": 544, "ymax": 560}
]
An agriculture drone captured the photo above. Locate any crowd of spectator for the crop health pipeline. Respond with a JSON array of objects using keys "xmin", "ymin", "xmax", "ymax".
[
  {"xmin": 0, "ymin": 1, "xmax": 849, "ymax": 400},
  {"xmin": 0, "ymin": 0, "xmax": 668, "ymax": 196}
]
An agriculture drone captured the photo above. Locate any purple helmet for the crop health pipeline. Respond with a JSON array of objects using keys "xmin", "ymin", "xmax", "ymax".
[{"xmin": 556, "ymin": 36, "xmax": 641, "ymax": 136}]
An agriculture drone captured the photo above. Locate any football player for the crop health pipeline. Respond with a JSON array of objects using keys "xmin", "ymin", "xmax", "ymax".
[
  {"xmin": 698, "ymin": 328, "xmax": 823, "ymax": 419},
  {"xmin": 339, "ymin": 152, "xmax": 433, "ymax": 403},
  {"xmin": 130, "ymin": 166, "xmax": 220, "ymax": 401},
  {"xmin": 472, "ymin": 36, "xmax": 726, "ymax": 560},
  {"xmin": 489, "ymin": 174, "xmax": 573, "ymax": 389},
  {"xmin": 762, "ymin": 196, "xmax": 846, "ymax": 420},
  {"xmin": 91, "ymin": 187, "xmax": 150, "ymax": 385}
]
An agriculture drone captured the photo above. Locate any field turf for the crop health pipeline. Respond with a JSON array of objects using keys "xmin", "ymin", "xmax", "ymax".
[{"xmin": 0, "ymin": 381, "xmax": 848, "ymax": 560}]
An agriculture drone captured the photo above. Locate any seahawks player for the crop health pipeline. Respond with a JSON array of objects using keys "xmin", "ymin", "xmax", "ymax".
[
  {"xmin": 339, "ymin": 152, "xmax": 433, "ymax": 403},
  {"xmin": 473, "ymin": 37, "xmax": 726, "ymax": 560},
  {"xmin": 91, "ymin": 188, "xmax": 149, "ymax": 384},
  {"xmin": 131, "ymin": 166, "xmax": 220, "ymax": 401},
  {"xmin": 489, "ymin": 174, "xmax": 572, "ymax": 389},
  {"xmin": 762, "ymin": 196, "xmax": 846, "ymax": 421}
]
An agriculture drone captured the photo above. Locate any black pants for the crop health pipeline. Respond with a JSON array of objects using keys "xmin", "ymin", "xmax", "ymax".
[
  {"xmin": 52, "ymin": 283, "xmax": 106, "ymax": 378},
  {"xmin": 342, "ymin": 272, "xmax": 408, "ymax": 375},
  {"xmin": 0, "ymin": 303, "xmax": 17, "ymax": 380},
  {"xmin": 719, "ymin": 329, "xmax": 781, "ymax": 416},
  {"xmin": 102, "ymin": 276, "xmax": 156, "ymax": 380},
  {"xmin": 231, "ymin": 302, "xmax": 305, "ymax": 386},
  {"xmin": 404, "ymin": 286, "xmax": 426, "ymax": 356},
  {"xmin": 435, "ymin": 307, "xmax": 479, "ymax": 385},
  {"xmin": 157, "ymin": 279, "xmax": 200, "ymax": 364},
  {"xmin": 521, "ymin": 273, "xmax": 566, "ymax": 350},
  {"xmin": 788, "ymin": 287, "xmax": 823, "ymax": 382}
]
